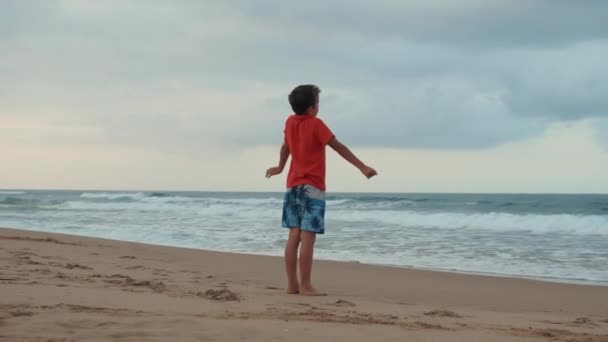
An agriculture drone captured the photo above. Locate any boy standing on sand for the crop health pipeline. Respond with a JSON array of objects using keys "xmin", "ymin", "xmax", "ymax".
[{"xmin": 266, "ymin": 85, "xmax": 377, "ymax": 296}]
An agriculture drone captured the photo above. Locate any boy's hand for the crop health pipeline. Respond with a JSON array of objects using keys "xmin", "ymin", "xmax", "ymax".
[
  {"xmin": 266, "ymin": 166, "xmax": 283, "ymax": 179},
  {"xmin": 359, "ymin": 165, "xmax": 378, "ymax": 179}
]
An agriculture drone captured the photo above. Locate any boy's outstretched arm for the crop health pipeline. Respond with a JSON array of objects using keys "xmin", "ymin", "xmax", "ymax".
[
  {"xmin": 328, "ymin": 138, "xmax": 377, "ymax": 179},
  {"xmin": 266, "ymin": 142, "xmax": 290, "ymax": 178}
]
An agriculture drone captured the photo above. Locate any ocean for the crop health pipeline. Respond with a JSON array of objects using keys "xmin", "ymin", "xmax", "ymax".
[{"xmin": 1, "ymin": 190, "xmax": 607, "ymax": 285}]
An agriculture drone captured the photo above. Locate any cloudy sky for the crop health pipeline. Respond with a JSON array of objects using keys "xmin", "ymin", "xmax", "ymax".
[{"xmin": 2, "ymin": 0, "xmax": 607, "ymax": 193}]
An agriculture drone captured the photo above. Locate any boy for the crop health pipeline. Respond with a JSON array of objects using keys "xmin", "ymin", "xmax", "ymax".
[{"xmin": 266, "ymin": 84, "xmax": 377, "ymax": 296}]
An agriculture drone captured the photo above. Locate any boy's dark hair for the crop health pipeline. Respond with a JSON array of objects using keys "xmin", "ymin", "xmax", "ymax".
[{"xmin": 288, "ymin": 85, "xmax": 320, "ymax": 115}]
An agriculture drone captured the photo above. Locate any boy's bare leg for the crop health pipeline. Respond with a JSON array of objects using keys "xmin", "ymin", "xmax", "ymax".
[
  {"xmin": 299, "ymin": 230, "xmax": 327, "ymax": 296},
  {"xmin": 285, "ymin": 228, "xmax": 301, "ymax": 294}
]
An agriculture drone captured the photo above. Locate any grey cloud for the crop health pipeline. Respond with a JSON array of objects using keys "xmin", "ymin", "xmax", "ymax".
[
  {"xmin": 598, "ymin": 119, "xmax": 608, "ymax": 150},
  {"xmin": 2, "ymin": 1, "xmax": 608, "ymax": 151},
  {"xmin": 212, "ymin": 82, "xmax": 550, "ymax": 150},
  {"xmin": 504, "ymin": 77, "xmax": 608, "ymax": 120},
  {"xmin": 227, "ymin": 0, "xmax": 608, "ymax": 46}
]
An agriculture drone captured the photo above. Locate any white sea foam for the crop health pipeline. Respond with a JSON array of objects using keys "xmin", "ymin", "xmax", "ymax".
[
  {"xmin": 59, "ymin": 196, "xmax": 608, "ymax": 236},
  {"xmin": 80, "ymin": 192, "xmax": 148, "ymax": 201},
  {"xmin": 330, "ymin": 210, "xmax": 608, "ymax": 235}
]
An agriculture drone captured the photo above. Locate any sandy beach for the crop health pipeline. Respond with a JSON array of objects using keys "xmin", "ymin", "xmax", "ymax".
[{"xmin": 1, "ymin": 227, "xmax": 607, "ymax": 341}]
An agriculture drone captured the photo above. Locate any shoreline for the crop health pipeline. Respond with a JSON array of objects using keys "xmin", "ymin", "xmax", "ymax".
[{"xmin": 5, "ymin": 225, "xmax": 607, "ymax": 288}]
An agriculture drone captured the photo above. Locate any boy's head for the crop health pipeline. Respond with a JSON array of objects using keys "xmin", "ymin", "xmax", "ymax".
[{"xmin": 289, "ymin": 84, "xmax": 320, "ymax": 116}]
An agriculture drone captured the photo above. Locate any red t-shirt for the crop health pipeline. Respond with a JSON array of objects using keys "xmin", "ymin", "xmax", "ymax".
[{"xmin": 284, "ymin": 114, "xmax": 335, "ymax": 191}]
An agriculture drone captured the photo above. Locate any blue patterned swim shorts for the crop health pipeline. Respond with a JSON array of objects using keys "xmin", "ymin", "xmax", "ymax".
[{"xmin": 282, "ymin": 184, "xmax": 326, "ymax": 234}]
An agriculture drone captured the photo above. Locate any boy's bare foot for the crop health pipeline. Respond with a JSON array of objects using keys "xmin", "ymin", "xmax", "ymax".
[
  {"xmin": 287, "ymin": 284, "xmax": 300, "ymax": 294},
  {"xmin": 299, "ymin": 286, "xmax": 327, "ymax": 296}
]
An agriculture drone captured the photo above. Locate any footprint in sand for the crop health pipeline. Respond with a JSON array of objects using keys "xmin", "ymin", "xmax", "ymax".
[
  {"xmin": 572, "ymin": 317, "xmax": 599, "ymax": 327},
  {"xmin": 0, "ymin": 277, "xmax": 22, "ymax": 281},
  {"xmin": 41, "ymin": 255, "xmax": 67, "ymax": 260},
  {"xmin": 424, "ymin": 310, "xmax": 464, "ymax": 319},
  {"xmin": 9, "ymin": 310, "xmax": 33, "ymax": 317},
  {"xmin": 153, "ymin": 271, "xmax": 170, "ymax": 277},
  {"xmin": 125, "ymin": 265, "xmax": 144, "ymax": 270},
  {"xmin": 180, "ymin": 270, "xmax": 201, "ymax": 275},
  {"xmin": 407, "ymin": 321, "xmax": 447, "ymax": 330},
  {"xmin": 331, "ymin": 299, "xmax": 356, "ymax": 307},
  {"xmin": 65, "ymin": 263, "xmax": 92, "ymax": 270},
  {"xmin": 264, "ymin": 286, "xmax": 281, "ymax": 290},
  {"xmin": 197, "ymin": 288, "xmax": 241, "ymax": 301},
  {"xmin": 11, "ymin": 250, "xmax": 37, "ymax": 257},
  {"xmin": 104, "ymin": 274, "xmax": 167, "ymax": 293}
]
